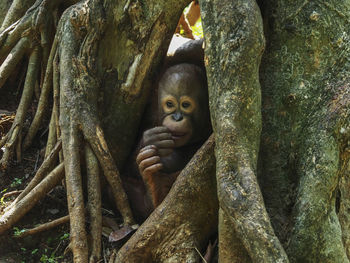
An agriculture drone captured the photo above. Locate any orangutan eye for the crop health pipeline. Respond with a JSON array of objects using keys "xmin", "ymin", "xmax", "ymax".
[
  {"xmin": 181, "ymin": 102, "xmax": 191, "ymax": 108},
  {"xmin": 180, "ymin": 96, "xmax": 195, "ymax": 114},
  {"xmin": 166, "ymin": 101, "xmax": 174, "ymax": 108}
]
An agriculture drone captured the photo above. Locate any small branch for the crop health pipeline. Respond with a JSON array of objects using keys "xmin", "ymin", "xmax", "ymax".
[
  {"xmin": 85, "ymin": 143, "xmax": 102, "ymax": 263},
  {"xmin": 45, "ymin": 48, "xmax": 60, "ymax": 158},
  {"xmin": 14, "ymin": 215, "xmax": 70, "ymax": 238},
  {"xmin": 2, "ymin": 190, "xmax": 22, "ymax": 199},
  {"xmin": 0, "ymin": 162, "xmax": 64, "ymax": 234},
  {"xmin": 0, "ymin": 37, "xmax": 29, "ymax": 89},
  {"xmin": 193, "ymin": 246, "xmax": 207, "ymax": 263},
  {"xmin": 285, "ymin": 0, "xmax": 310, "ymax": 21}
]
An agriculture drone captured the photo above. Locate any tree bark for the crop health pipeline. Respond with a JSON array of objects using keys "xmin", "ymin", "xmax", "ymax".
[
  {"xmin": 259, "ymin": 0, "xmax": 350, "ymax": 262},
  {"xmin": 0, "ymin": 0, "xmax": 349, "ymax": 262},
  {"xmin": 201, "ymin": 0, "xmax": 288, "ymax": 262}
]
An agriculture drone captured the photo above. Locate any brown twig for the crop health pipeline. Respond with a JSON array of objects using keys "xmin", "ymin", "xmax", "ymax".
[
  {"xmin": 14, "ymin": 215, "xmax": 69, "ymax": 238},
  {"xmin": 2, "ymin": 190, "xmax": 22, "ymax": 199}
]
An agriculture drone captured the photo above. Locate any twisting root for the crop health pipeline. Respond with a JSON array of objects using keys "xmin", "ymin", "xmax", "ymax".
[
  {"xmin": 0, "ymin": 47, "xmax": 40, "ymax": 172},
  {"xmin": 14, "ymin": 215, "xmax": 70, "ymax": 238},
  {"xmin": 0, "ymin": 162, "xmax": 64, "ymax": 234},
  {"xmin": 61, "ymin": 123, "xmax": 88, "ymax": 263},
  {"xmin": 23, "ymin": 37, "xmax": 58, "ymax": 150},
  {"xmin": 0, "ymin": 0, "xmax": 62, "ymax": 62},
  {"xmin": 0, "ymin": 37, "xmax": 29, "ymax": 89},
  {"xmin": 84, "ymin": 124, "xmax": 135, "ymax": 225},
  {"xmin": 57, "ymin": 2, "xmax": 134, "ymax": 259},
  {"xmin": 0, "ymin": 10, "xmax": 31, "ymax": 61},
  {"xmin": 85, "ymin": 143, "xmax": 102, "ymax": 263}
]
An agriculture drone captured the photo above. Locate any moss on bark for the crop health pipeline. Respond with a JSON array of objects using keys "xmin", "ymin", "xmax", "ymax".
[
  {"xmin": 260, "ymin": 0, "xmax": 350, "ymax": 261},
  {"xmin": 201, "ymin": 0, "xmax": 288, "ymax": 262}
]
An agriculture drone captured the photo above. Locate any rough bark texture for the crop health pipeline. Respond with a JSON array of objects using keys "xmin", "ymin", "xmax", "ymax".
[
  {"xmin": 116, "ymin": 136, "xmax": 217, "ymax": 262},
  {"xmin": 0, "ymin": 0, "xmax": 198, "ymax": 261},
  {"xmin": 201, "ymin": 0, "xmax": 288, "ymax": 262},
  {"xmin": 0, "ymin": 0, "xmax": 12, "ymax": 26},
  {"xmin": 1, "ymin": 0, "xmax": 350, "ymax": 262},
  {"xmin": 259, "ymin": 0, "xmax": 350, "ymax": 262}
]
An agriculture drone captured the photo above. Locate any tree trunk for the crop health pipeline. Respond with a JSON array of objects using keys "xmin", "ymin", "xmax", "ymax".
[
  {"xmin": 0, "ymin": 0, "xmax": 349, "ymax": 262},
  {"xmin": 200, "ymin": 0, "xmax": 288, "ymax": 262},
  {"xmin": 259, "ymin": 1, "xmax": 350, "ymax": 262},
  {"xmin": 0, "ymin": 0, "xmax": 192, "ymax": 261}
]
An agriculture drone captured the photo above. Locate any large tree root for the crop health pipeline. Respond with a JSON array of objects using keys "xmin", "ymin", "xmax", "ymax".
[
  {"xmin": 85, "ymin": 143, "xmax": 102, "ymax": 263},
  {"xmin": 0, "ymin": 0, "xmax": 82, "ymax": 172},
  {"xmin": 0, "ymin": 37, "xmax": 29, "ymax": 88},
  {"xmin": 201, "ymin": 0, "xmax": 288, "ymax": 261},
  {"xmin": 116, "ymin": 136, "xmax": 218, "ymax": 262},
  {"xmin": 0, "ymin": 1, "xmax": 134, "ymax": 262},
  {"xmin": 0, "ymin": 47, "xmax": 40, "ymax": 172},
  {"xmin": 53, "ymin": 1, "xmax": 134, "ymax": 261},
  {"xmin": 62, "ymin": 124, "xmax": 88, "ymax": 262},
  {"xmin": 0, "ymin": 0, "xmax": 35, "ymax": 32},
  {"xmin": 0, "ymin": 0, "xmax": 61, "ymax": 172},
  {"xmin": 22, "ymin": 37, "xmax": 58, "ymax": 150}
]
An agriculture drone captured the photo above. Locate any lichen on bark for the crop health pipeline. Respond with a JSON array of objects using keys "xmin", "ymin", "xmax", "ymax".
[
  {"xmin": 260, "ymin": 0, "xmax": 350, "ymax": 262},
  {"xmin": 200, "ymin": 0, "xmax": 288, "ymax": 262},
  {"xmin": 0, "ymin": 0, "xmax": 350, "ymax": 262}
]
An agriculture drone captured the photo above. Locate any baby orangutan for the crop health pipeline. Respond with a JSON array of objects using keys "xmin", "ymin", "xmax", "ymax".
[{"xmin": 136, "ymin": 63, "xmax": 211, "ymax": 209}]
